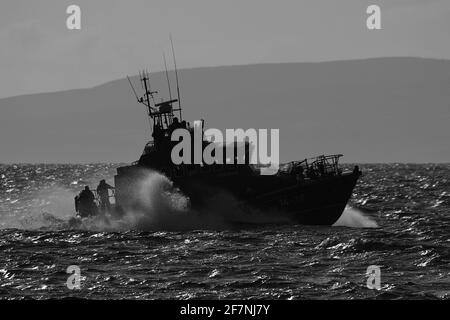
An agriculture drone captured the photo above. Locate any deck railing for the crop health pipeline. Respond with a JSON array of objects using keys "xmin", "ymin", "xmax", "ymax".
[{"xmin": 283, "ymin": 154, "xmax": 343, "ymax": 178}]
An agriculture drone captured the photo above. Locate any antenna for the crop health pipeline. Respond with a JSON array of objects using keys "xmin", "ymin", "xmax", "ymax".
[
  {"xmin": 163, "ymin": 52, "xmax": 173, "ymax": 101},
  {"xmin": 127, "ymin": 76, "xmax": 140, "ymax": 102},
  {"xmin": 130, "ymin": 72, "xmax": 153, "ymax": 134},
  {"xmin": 144, "ymin": 69, "xmax": 157, "ymax": 104},
  {"xmin": 142, "ymin": 70, "xmax": 152, "ymax": 115},
  {"xmin": 139, "ymin": 71, "xmax": 144, "ymax": 90},
  {"xmin": 170, "ymin": 34, "xmax": 183, "ymax": 120}
]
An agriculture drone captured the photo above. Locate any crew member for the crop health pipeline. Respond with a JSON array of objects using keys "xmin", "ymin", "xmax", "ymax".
[
  {"xmin": 77, "ymin": 186, "xmax": 96, "ymax": 217},
  {"xmin": 169, "ymin": 117, "xmax": 181, "ymax": 132},
  {"xmin": 96, "ymin": 180, "xmax": 114, "ymax": 213}
]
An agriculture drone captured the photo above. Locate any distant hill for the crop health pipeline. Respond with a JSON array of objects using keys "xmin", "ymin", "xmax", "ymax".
[{"xmin": 0, "ymin": 57, "xmax": 449, "ymax": 163}]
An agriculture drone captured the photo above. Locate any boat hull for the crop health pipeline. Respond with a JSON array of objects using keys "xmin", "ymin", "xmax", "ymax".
[
  {"xmin": 113, "ymin": 165, "xmax": 361, "ymax": 227},
  {"xmin": 250, "ymin": 171, "xmax": 360, "ymax": 225}
]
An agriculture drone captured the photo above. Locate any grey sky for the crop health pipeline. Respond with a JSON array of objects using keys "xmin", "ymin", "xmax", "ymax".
[{"xmin": 1, "ymin": 0, "xmax": 450, "ymax": 98}]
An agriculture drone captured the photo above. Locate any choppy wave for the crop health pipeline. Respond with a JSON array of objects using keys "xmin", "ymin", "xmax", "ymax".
[
  {"xmin": 0, "ymin": 163, "xmax": 449, "ymax": 299},
  {"xmin": 0, "ymin": 168, "xmax": 309, "ymax": 231}
]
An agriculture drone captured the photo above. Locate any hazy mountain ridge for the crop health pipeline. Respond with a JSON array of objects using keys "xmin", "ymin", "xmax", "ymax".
[{"xmin": 1, "ymin": 57, "xmax": 449, "ymax": 163}]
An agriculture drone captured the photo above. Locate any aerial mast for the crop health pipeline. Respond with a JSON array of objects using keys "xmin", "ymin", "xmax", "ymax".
[
  {"xmin": 127, "ymin": 75, "xmax": 140, "ymax": 103},
  {"xmin": 141, "ymin": 71, "xmax": 151, "ymax": 115},
  {"xmin": 127, "ymin": 47, "xmax": 182, "ymax": 138},
  {"xmin": 127, "ymin": 73, "xmax": 156, "ymax": 134},
  {"xmin": 163, "ymin": 52, "xmax": 173, "ymax": 101},
  {"xmin": 170, "ymin": 35, "xmax": 183, "ymax": 120}
]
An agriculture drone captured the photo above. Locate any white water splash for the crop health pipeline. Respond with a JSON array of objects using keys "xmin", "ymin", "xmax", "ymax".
[
  {"xmin": 0, "ymin": 187, "xmax": 76, "ymax": 230},
  {"xmin": 91, "ymin": 170, "xmax": 290, "ymax": 231},
  {"xmin": 1, "ymin": 169, "xmax": 378, "ymax": 231},
  {"xmin": 333, "ymin": 206, "xmax": 378, "ymax": 228}
]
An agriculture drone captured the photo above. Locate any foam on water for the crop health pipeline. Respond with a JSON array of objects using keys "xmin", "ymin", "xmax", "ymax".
[
  {"xmin": 1, "ymin": 168, "xmax": 377, "ymax": 231},
  {"xmin": 333, "ymin": 206, "xmax": 378, "ymax": 228},
  {"xmin": 118, "ymin": 170, "xmax": 213, "ymax": 231},
  {"xmin": 115, "ymin": 170, "xmax": 291, "ymax": 230},
  {"xmin": 1, "ymin": 163, "xmax": 449, "ymax": 299},
  {"xmin": 0, "ymin": 187, "xmax": 76, "ymax": 230}
]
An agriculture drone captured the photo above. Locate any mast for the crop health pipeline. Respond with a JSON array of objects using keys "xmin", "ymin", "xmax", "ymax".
[
  {"xmin": 128, "ymin": 47, "xmax": 183, "ymax": 141},
  {"xmin": 142, "ymin": 71, "xmax": 151, "ymax": 116},
  {"xmin": 170, "ymin": 35, "xmax": 183, "ymax": 120},
  {"xmin": 163, "ymin": 52, "xmax": 173, "ymax": 101},
  {"xmin": 127, "ymin": 75, "xmax": 139, "ymax": 103}
]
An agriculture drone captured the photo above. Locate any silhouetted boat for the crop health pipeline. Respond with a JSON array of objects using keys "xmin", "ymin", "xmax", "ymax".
[{"xmin": 74, "ymin": 63, "xmax": 361, "ymax": 226}]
